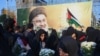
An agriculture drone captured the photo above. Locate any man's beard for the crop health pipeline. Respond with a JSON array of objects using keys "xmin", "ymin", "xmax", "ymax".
[{"xmin": 33, "ymin": 26, "xmax": 48, "ymax": 32}]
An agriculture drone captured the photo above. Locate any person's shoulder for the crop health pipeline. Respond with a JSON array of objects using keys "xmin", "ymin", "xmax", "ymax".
[
  {"xmin": 61, "ymin": 36, "xmax": 76, "ymax": 43},
  {"xmin": 61, "ymin": 36, "xmax": 71, "ymax": 39}
]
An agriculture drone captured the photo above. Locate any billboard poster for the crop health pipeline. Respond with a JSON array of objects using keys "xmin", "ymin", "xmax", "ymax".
[{"xmin": 17, "ymin": 1, "xmax": 92, "ymax": 31}]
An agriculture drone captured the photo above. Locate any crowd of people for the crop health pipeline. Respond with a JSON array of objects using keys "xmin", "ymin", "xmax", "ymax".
[
  {"xmin": 0, "ymin": 6, "xmax": 100, "ymax": 56},
  {"xmin": 0, "ymin": 18, "xmax": 100, "ymax": 56}
]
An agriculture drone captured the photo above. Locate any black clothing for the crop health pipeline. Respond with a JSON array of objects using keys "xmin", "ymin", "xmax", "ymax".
[
  {"xmin": 26, "ymin": 30, "xmax": 36, "ymax": 56},
  {"xmin": 46, "ymin": 29, "xmax": 59, "ymax": 56},
  {"xmin": 59, "ymin": 36, "xmax": 79, "ymax": 56},
  {"xmin": 0, "ymin": 31, "xmax": 16, "ymax": 56}
]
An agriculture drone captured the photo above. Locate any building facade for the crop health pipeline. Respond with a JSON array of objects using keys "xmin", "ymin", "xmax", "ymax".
[
  {"xmin": 16, "ymin": 0, "xmax": 33, "ymax": 9},
  {"xmin": 16, "ymin": 0, "xmax": 93, "ymax": 8}
]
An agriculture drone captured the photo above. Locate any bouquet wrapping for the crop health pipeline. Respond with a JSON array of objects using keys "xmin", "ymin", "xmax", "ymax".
[{"xmin": 39, "ymin": 48, "xmax": 55, "ymax": 56}]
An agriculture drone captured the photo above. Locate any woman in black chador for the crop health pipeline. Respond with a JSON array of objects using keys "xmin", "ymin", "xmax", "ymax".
[
  {"xmin": 26, "ymin": 29, "xmax": 48, "ymax": 56},
  {"xmin": 46, "ymin": 28, "xmax": 59, "ymax": 56},
  {"xmin": 0, "ymin": 18, "xmax": 16, "ymax": 56},
  {"xmin": 59, "ymin": 26, "xmax": 79, "ymax": 56}
]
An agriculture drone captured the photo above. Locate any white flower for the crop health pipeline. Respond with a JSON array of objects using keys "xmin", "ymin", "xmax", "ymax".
[
  {"xmin": 81, "ymin": 41, "xmax": 87, "ymax": 47},
  {"xmin": 81, "ymin": 41, "xmax": 96, "ymax": 56},
  {"xmin": 81, "ymin": 41, "xmax": 96, "ymax": 49},
  {"xmin": 88, "ymin": 42, "xmax": 96, "ymax": 48}
]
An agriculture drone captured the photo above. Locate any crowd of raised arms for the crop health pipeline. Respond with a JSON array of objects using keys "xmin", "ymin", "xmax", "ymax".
[{"xmin": 0, "ymin": 18, "xmax": 100, "ymax": 56}]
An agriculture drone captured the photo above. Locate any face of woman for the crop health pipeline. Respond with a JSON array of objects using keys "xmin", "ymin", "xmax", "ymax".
[
  {"xmin": 32, "ymin": 14, "xmax": 48, "ymax": 31},
  {"xmin": 72, "ymin": 33, "xmax": 76, "ymax": 40},
  {"xmin": 40, "ymin": 33, "xmax": 45, "ymax": 41}
]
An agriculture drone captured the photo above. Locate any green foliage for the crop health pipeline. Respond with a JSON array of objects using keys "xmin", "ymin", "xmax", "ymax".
[{"xmin": 82, "ymin": 46, "xmax": 94, "ymax": 56}]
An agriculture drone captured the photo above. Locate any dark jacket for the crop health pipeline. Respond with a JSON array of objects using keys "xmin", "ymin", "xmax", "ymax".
[
  {"xmin": 59, "ymin": 36, "xmax": 79, "ymax": 56},
  {"xmin": 25, "ymin": 30, "xmax": 35, "ymax": 56},
  {"xmin": 0, "ymin": 31, "xmax": 16, "ymax": 56},
  {"xmin": 46, "ymin": 29, "xmax": 59, "ymax": 56}
]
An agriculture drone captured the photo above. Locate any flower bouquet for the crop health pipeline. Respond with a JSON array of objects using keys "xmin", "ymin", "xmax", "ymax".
[
  {"xmin": 39, "ymin": 48, "xmax": 55, "ymax": 56},
  {"xmin": 81, "ymin": 41, "xmax": 96, "ymax": 56}
]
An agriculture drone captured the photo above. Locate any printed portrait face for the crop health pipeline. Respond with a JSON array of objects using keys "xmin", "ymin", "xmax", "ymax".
[{"xmin": 32, "ymin": 14, "xmax": 48, "ymax": 31}]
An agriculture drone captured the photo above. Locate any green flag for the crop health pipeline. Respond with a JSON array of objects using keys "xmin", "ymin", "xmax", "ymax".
[{"xmin": 67, "ymin": 9, "xmax": 82, "ymax": 27}]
